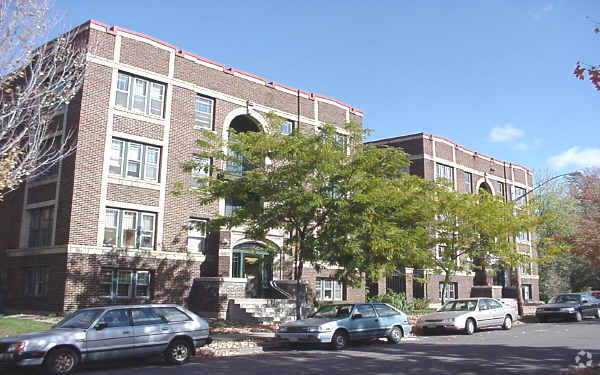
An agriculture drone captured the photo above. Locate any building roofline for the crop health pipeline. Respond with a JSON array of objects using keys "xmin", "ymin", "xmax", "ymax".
[
  {"xmin": 86, "ymin": 20, "xmax": 363, "ymax": 115},
  {"xmin": 367, "ymin": 132, "xmax": 532, "ymax": 174}
]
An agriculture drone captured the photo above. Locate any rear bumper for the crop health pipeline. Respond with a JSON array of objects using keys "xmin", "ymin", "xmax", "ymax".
[
  {"xmin": 536, "ymin": 311, "xmax": 577, "ymax": 320},
  {"xmin": 194, "ymin": 336, "xmax": 212, "ymax": 348}
]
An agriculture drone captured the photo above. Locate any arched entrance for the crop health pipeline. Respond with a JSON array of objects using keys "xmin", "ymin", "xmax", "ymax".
[
  {"xmin": 479, "ymin": 181, "xmax": 492, "ymax": 194},
  {"xmin": 232, "ymin": 242, "xmax": 273, "ymax": 298}
]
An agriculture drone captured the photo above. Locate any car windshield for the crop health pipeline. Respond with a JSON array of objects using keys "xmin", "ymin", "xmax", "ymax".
[
  {"xmin": 439, "ymin": 300, "xmax": 477, "ymax": 312},
  {"xmin": 311, "ymin": 304, "xmax": 354, "ymax": 319},
  {"xmin": 55, "ymin": 309, "xmax": 105, "ymax": 329},
  {"xmin": 549, "ymin": 295, "xmax": 581, "ymax": 304}
]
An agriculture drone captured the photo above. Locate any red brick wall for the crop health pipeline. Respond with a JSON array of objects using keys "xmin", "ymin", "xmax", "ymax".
[
  {"xmin": 318, "ymin": 101, "xmax": 346, "ymax": 124},
  {"xmin": 112, "ymin": 115, "xmax": 164, "ymax": 141},
  {"xmin": 106, "ymin": 184, "xmax": 160, "ymax": 207},
  {"xmin": 119, "ymin": 37, "xmax": 170, "ymax": 76},
  {"xmin": 434, "ymin": 141, "xmax": 453, "ymax": 162},
  {"xmin": 88, "ymin": 29, "xmax": 115, "ymax": 60}
]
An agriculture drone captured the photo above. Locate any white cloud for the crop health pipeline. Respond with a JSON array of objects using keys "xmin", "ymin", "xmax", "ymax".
[
  {"xmin": 489, "ymin": 124, "xmax": 525, "ymax": 143},
  {"xmin": 548, "ymin": 147, "xmax": 600, "ymax": 169}
]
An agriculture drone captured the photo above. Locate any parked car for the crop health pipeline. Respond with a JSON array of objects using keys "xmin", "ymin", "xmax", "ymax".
[
  {"xmin": 591, "ymin": 291, "xmax": 600, "ymax": 300},
  {"xmin": 277, "ymin": 303, "xmax": 411, "ymax": 350},
  {"xmin": 0, "ymin": 304, "xmax": 211, "ymax": 374},
  {"xmin": 415, "ymin": 298, "xmax": 516, "ymax": 335},
  {"xmin": 536, "ymin": 293, "xmax": 600, "ymax": 322}
]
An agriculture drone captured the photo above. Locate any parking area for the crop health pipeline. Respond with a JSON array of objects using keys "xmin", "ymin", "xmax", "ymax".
[{"xmin": 3, "ymin": 319, "xmax": 599, "ymax": 375}]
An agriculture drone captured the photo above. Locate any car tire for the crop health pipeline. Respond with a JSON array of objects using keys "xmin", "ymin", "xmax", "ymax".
[
  {"xmin": 331, "ymin": 330, "xmax": 348, "ymax": 350},
  {"xmin": 464, "ymin": 319, "xmax": 476, "ymax": 335},
  {"xmin": 387, "ymin": 326, "xmax": 403, "ymax": 344},
  {"xmin": 575, "ymin": 311, "xmax": 583, "ymax": 322},
  {"xmin": 43, "ymin": 347, "xmax": 79, "ymax": 375},
  {"xmin": 165, "ymin": 339, "xmax": 193, "ymax": 365},
  {"xmin": 502, "ymin": 315, "xmax": 512, "ymax": 330}
]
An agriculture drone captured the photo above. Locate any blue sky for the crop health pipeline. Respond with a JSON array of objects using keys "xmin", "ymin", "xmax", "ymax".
[{"xmin": 55, "ymin": 0, "xmax": 600, "ymax": 177}]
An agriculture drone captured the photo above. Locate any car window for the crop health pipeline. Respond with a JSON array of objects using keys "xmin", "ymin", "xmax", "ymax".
[
  {"xmin": 55, "ymin": 309, "xmax": 105, "ymax": 329},
  {"xmin": 99, "ymin": 309, "xmax": 130, "ymax": 328},
  {"xmin": 553, "ymin": 294, "xmax": 581, "ymax": 304},
  {"xmin": 373, "ymin": 304, "xmax": 399, "ymax": 317},
  {"xmin": 478, "ymin": 300, "xmax": 490, "ymax": 310},
  {"xmin": 440, "ymin": 300, "xmax": 477, "ymax": 312},
  {"xmin": 487, "ymin": 300, "xmax": 502, "ymax": 309},
  {"xmin": 154, "ymin": 307, "xmax": 192, "ymax": 323},
  {"xmin": 355, "ymin": 304, "xmax": 377, "ymax": 318},
  {"xmin": 131, "ymin": 308, "xmax": 165, "ymax": 326},
  {"xmin": 311, "ymin": 304, "xmax": 354, "ymax": 319}
]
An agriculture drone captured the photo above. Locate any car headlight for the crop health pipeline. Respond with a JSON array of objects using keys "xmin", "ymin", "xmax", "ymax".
[
  {"xmin": 560, "ymin": 307, "xmax": 575, "ymax": 312},
  {"xmin": 7, "ymin": 342, "xmax": 26, "ymax": 353},
  {"xmin": 306, "ymin": 327, "xmax": 319, "ymax": 333},
  {"xmin": 319, "ymin": 326, "xmax": 333, "ymax": 332}
]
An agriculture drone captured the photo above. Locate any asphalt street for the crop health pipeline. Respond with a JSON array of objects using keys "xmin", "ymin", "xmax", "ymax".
[{"xmin": 6, "ymin": 318, "xmax": 600, "ymax": 375}]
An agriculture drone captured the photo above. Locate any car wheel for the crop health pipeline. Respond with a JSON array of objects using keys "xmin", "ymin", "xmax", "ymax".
[
  {"xmin": 575, "ymin": 311, "xmax": 583, "ymax": 322},
  {"xmin": 502, "ymin": 315, "xmax": 512, "ymax": 330},
  {"xmin": 165, "ymin": 339, "xmax": 193, "ymax": 365},
  {"xmin": 43, "ymin": 347, "xmax": 79, "ymax": 375},
  {"xmin": 387, "ymin": 326, "xmax": 403, "ymax": 344},
  {"xmin": 331, "ymin": 330, "xmax": 348, "ymax": 350},
  {"xmin": 464, "ymin": 319, "xmax": 476, "ymax": 335}
]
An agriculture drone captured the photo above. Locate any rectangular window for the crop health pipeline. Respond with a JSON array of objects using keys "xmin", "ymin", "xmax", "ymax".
[
  {"xmin": 518, "ymin": 231, "xmax": 529, "ymax": 242},
  {"xmin": 28, "ymin": 206, "xmax": 53, "ymax": 248},
  {"xmin": 521, "ymin": 284, "xmax": 532, "ymax": 301},
  {"xmin": 464, "ymin": 172, "xmax": 472, "ymax": 193},
  {"xmin": 515, "ymin": 186, "xmax": 528, "ymax": 205},
  {"xmin": 497, "ymin": 182, "xmax": 505, "ymax": 198},
  {"xmin": 334, "ymin": 133, "xmax": 348, "ymax": 154},
  {"xmin": 103, "ymin": 208, "xmax": 156, "ymax": 250},
  {"xmin": 24, "ymin": 267, "xmax": 48, "ymax": 297},
  {"xmin": 436, "ymin": 163, "xmax": 454, "ymax": 187},
  {"xmin": 114, "ymin": 72, "xmax": 165, "ymax": 117},
  {"xmin": 439, "ymin": 282, "xmax": 458, "ymax": 300},
  {"xmin": 191, "ymin": 157, "xmax": 211, "ymax": 188},
  {"xmin": 195, "ymin": 96, "xmax": 214, "ymax": 130},
  {"xmin": 316, "ymin": 279, "xmax": 343, "ymax": 301},
  {"xmin": 109, "ymin": 138, "xmax": 161, "ymax": 182},
  {"xmin": 33, "ymin": 134, "xmax": 62, "ymax": 180},
  {"xmin": 187, "ymin": 219, "xmax": 207, "ymax": 253},
  {"xmin": 519, "ymin": 262, "xmax": 533, "ymax": 275},
  {"xmin": 100, "ymin": 268, "xmax": 151, "ymax": 299},
  {"xmin": 224, "ymin": 199, "xmax": 243, "ymax": 217},
  {"xmin": 281, "ymin": 120, "xmax": 293, "ymax": 136}
]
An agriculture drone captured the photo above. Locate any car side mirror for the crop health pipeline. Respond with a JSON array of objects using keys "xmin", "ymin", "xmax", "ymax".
[
  {"xmin": 95, "ymin": 322, "xmax": 107, "ymax": 331},
  {"xmin": 582, "ymin": 300, "xmax": 589, "ymax": 304},
  {"xmin": 352, "ymin": 313, "xmax": 362, "ymax": 320}
]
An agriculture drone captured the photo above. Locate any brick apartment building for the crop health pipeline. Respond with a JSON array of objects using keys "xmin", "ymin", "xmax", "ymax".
[
  {"xmin": 368, "ymin": 133, "xmax": 540, "ymax": 304},
  {"xmin": 0, "ymin": 20, "xmax": 366, "ymax": 317}
]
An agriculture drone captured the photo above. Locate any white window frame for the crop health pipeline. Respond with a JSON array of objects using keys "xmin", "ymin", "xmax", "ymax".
[
  {"xmin": 515, "ymin": 186, "xmax": 528, "ymax": 205},
  {"xmin": 114, "ymin": 72, "xmax": 165, "ymax": 118},
  {"xmin": 144, "ymin": 146, "xmax": 160, "ymax": 182},
  {"xmin": 281, "ymin": 120, "xmax": 293, "ymax": 136},
  {"xmin": 101, "ymin": 269, "xmax": 151, "ymax": 300},
  {"xmin": 126, "ymin": 143, "xmax": 142, "ymax": 178},
  {"xmin": 316, "ymin": 279, "xmax": 343, "ymax": 301},
  {"xmin": 436, "ymin": 163, "xmax": 454, "ymax": 187},
  {"xmin": 191, "ymin": 157, "xmax": 211, "ymax": 189},
  {"xmin": 109, "ymin": 139, "xmax": 124, "ymax": 175},
  {"xmin": 139, "ymin": 213, "xmax": 156, "ymax": 250},
  {"xmin": 464, "ymin": 171, "xmax": 472, "ymax": 193},
  {"xmin": 103, "ymin": 208, "xmax": 119, "ymax": 246},
  {"xmin": 187, "ymin": 219, "xmax": 207, "ymax": 253},
  {"xmin": 121, "ymin": 210, "xmax": 138, "ymax": 248},
  {"xmin": 194, "ymin": 96, "xmax": 214, "ymax": 130},
  {"xmin": 439, "ymin": 282, "xmax": 457, "ymax": 300}
]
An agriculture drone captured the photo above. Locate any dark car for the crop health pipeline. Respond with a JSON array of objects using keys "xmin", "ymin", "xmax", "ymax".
[{"xmin": 536, "ymin": 293, "xmax": 600, "ymax": 322}]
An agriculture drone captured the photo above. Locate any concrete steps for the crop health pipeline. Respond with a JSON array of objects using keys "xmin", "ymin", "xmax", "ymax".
[{"xmin": 227, "ymin": 298, "xmax": 304, "ymax": 324}]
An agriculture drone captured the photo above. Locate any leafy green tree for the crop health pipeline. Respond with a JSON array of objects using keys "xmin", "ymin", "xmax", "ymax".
[{"xmin": 180, "ymin": 114, "xmax": 428, "ymax": 318}]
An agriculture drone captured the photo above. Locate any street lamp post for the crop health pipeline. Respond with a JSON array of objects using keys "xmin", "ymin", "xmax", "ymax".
[{"xmin": 512, "ymin": 170, "xmax": 582, "ymax": 317}]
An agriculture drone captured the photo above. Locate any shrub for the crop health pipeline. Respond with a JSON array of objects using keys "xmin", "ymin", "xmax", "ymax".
[{"xmin": 368, "ymin": 292, "xmax": 431, "ymax": 314}]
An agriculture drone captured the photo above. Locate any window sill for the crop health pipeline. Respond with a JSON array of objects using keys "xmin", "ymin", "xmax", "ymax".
[
  {"xmin": 107, "ymin": 175, "xmax": 161, "ymax": 190},
  {"xmin": 193, "ymin": 125, "xmax": 216, "ymax": 133},
  {"xmin": 113, "ymin": 107, "xmax": 167, "ymax": 125}
]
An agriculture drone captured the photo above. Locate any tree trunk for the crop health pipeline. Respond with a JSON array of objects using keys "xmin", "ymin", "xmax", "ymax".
[
  {"xmin": 295, "ymin": 260, "xmax": 304, "ymax": 320},
  {"xmin": 515, "ymin": 267, "xmax": 524, "ymax": 317},
  {"xmin": 442, "ymin": 272, "xmax": 451, "ymax": 305}
]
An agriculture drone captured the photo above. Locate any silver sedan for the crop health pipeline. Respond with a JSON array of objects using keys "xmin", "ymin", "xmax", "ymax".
[
  {"xmin": 0, "ymin": 304, "xmax": 211, "ymax": 374},
  {"xmin": 415, "ymin": 298, "xmax": 517, "ymax": 335}
]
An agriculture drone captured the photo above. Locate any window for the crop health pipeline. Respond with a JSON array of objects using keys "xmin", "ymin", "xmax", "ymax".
[
  {"xmin": 28, "ymin": 206, "xmax": 53, "ymax": 248},
  {"xmin": 515, "ymin": 186, "xmax": 528, "ymax": 205},
  {"xmin": 155, "ymin": 307, "xmax": 192, "ymax": 322},
  {"xmin": 519, "ymin": 262, "xmax": 532, "ymax": 275},
  {"xmin": 316, "ymin": 278, "xmax": 343, "ymax": 301},
  {"xmin": 224, "ymin": 199, "xmax": 243, "ymax": 217},
  {"xmin": 191, "ymin": 157, "xmax": 211, "ymax": 188},
  {"xmin": 497, "ymin": 182, "xmax": 505, "ymax": 198},
  {"xmin": 109, "ymin": 138, "xmax": 161, "ymax": 182},
  {"xmin": 464, "ymin": 172, "xmax": 472, "ymax": 193},
  {"xmin": 131, "ymin": 308, "xmax": 163, "ymax": 325},
  {"xmin": 195, "ymin": 96, "xmax": 214, "ymax": 130},
  {"xmin": 355, "ymin": 304, "xmax": 376, "ymax": 318},
  {"xmin": 114, "ymin": 72, "xmax": 165, "ymax": 117},
  {"xmin": 334, "ymin": 133, "xmax": 348, "ymax": 153},
  {"xmin": 33, "ymin": 134, "xmax": 62, "ymax": 180},
  {"xmin": 24, "ymin": 267, "xmax": 48, "ymax": 297},
  {"xmin": 518, "ymin": 231, "xmax": 530, "ymax": 242},
  {"xmin": 435, "ymin": 163, "xmax": 454, "ymax": 187},
  {"xmin": 521, "ymin": 284, "xmax": 532, "ymax": 301},
  {"xmin": 100, "ymin": 268, "xmax": 151, "ymax": 299},
  {"xmin": 98, "ymin": 309, "xmax": 130, "ymax": 328},
  {"xmin": 281, "ymin": 120, "xmax": 293, "ymax": 136},
  {"xmin": 187, "ymin": 219, "xmax": 207, "ymax": 253},
  {"xmin": 102, "ymin": 208, "xmax": 156, "ymax": 249},
  {"xmin": 373, "ymin": 304, "xmax": 399, "ymax": 317},
  {"xmin": 439, "ymin": 282, "xmax": 458, "ymax": 300}
]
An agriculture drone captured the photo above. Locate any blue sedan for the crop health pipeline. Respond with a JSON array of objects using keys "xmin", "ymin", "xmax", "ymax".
[{"xmin": 277, "ymin": 303, "xmax": 411, "ymax": 350}]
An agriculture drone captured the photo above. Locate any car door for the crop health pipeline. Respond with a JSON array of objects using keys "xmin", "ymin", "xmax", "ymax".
[
  {"xmin": 372, "ymin": 304, "xmax": 400, "ymax": 338},
  {"xmin": 131, "ymin": 307, "xmax": 171, "ymax": 356},
  {"xmin": 348, "ymin": 304, "xmax": 380, "ymax": 340},
  {"xmin": 86, "ymin": 308, "xmax": 135, "ymax": 361},
  {"xmin": 486, "ymin": 299, "xmax": 505, "ymax": 326},
  {"xmin": 581, "ymin": 295, "xmax": 596, "ymax": 316},
  {"xmin": 476, "ymin": 300, "xmax": 494, "ymax": 327}
]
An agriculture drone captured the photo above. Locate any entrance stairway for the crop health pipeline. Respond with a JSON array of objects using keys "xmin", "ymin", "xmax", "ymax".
[{"xmin": 226, "ymin": 298, "xmax": 301, "ymax": 325}]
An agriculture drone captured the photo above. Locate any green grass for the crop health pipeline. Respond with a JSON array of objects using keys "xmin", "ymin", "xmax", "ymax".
[{"xmin": 0, "ymin": 317, "xmax": 53, "ymax": 337}]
